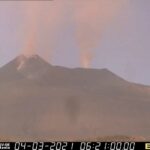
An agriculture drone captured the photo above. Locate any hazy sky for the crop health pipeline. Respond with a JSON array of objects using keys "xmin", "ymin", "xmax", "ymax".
[{"xmin": 0, "ymin": 0, "xmax": 150, "ymax": 85}]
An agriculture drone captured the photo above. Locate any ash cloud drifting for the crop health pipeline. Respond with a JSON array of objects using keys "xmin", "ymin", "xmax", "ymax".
[
  {"xmin": 21, "ymin": 1, "xmax": 67, "ymax": 59},
  {"xmin": 22, "ymin": 3, "xmax": 40, "ymax": 57},
  {"xmin": 20, "ymin": 0, "xmax": 127, "ymax": 67},
  {"xmin": 73, "ymin": 0, "xmax": 127, "ymax": 68}
]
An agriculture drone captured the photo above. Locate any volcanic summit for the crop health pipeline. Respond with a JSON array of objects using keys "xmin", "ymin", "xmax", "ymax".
[{"xmin": 0, "ymin": 54, "xmax": 150, "ymax": 141}]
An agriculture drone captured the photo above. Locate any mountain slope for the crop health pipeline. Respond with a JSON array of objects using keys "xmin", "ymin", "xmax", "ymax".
[{"xmin": 0, "ymin": 55, "xmax": 150, "ymax": 140}]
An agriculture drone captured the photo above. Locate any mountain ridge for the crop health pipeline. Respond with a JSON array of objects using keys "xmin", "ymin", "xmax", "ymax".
[
  {"xmin": 0, "ymin": 54, "xmax": 130, "ymax": 85},
  {"xmin": 0, "ymin": 54, "xmax": 149, "ymax": 87},
  {"xmin": 0, "ymin": 54, "xmax": 150, "ymax": 140}
]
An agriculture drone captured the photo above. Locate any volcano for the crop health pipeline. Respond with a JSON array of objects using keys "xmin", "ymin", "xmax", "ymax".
[{"xmin": 0, "ymin": 54, "xmax": 150, "ymax": 141}]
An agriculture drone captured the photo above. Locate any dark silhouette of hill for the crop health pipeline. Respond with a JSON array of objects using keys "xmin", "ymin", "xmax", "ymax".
[{"xmin": 0, "ymin": 54, "xmax": 150, "ymax": 141}]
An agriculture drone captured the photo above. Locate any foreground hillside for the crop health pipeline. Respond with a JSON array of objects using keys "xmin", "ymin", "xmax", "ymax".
[{"xmin": 0, "ymin": 55, "xmax": 150, "ymax": 140}]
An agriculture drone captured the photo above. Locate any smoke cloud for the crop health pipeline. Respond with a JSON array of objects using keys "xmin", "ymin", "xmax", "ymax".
[
  {"xmin": 21, "ymin": 1, "xmax": 67, "ymax": 60},
  {"xmin": 22, "ymin": 3, "xmax": 40, "ymax": 57},
  {"xmin": 80, "ymin": 50, "xmax": 93, "ymax": 69},
  {"xmin": 19, "ymin": 0, "xmax": 127, "ymax": 67},
  {"xmin": 73, "ymin": 0, "xmax": 127, "ymax": 68}
]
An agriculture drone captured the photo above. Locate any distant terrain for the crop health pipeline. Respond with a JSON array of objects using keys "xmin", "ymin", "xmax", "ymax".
[{"xmin": 0, "ymin": 55, "xmax": 150, "ymax": 141}]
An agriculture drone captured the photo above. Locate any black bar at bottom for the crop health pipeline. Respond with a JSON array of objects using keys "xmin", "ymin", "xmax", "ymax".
[{"xmin": 0, "ymin": 142, "xmax": 149, "ymax": 150}]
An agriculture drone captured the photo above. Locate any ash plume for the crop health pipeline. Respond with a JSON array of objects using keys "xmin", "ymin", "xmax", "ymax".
[
  {"xmin": 80, "ymin": 50, "xmax": 93, "ymax": 68},
  {"xmin": 21, "ymin": 1, "xmax": 67, "ymax": 60},
  {"xmin": 18, "ymin": 0, "xmax": 127, "ymax": 67},
  {"xmin": 21, "ymin": 2, "xmax": 40, "ymax": 57},
  {"xmin": 73, "ymin": 0, "xmax": 128, "ymax": 68}
]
